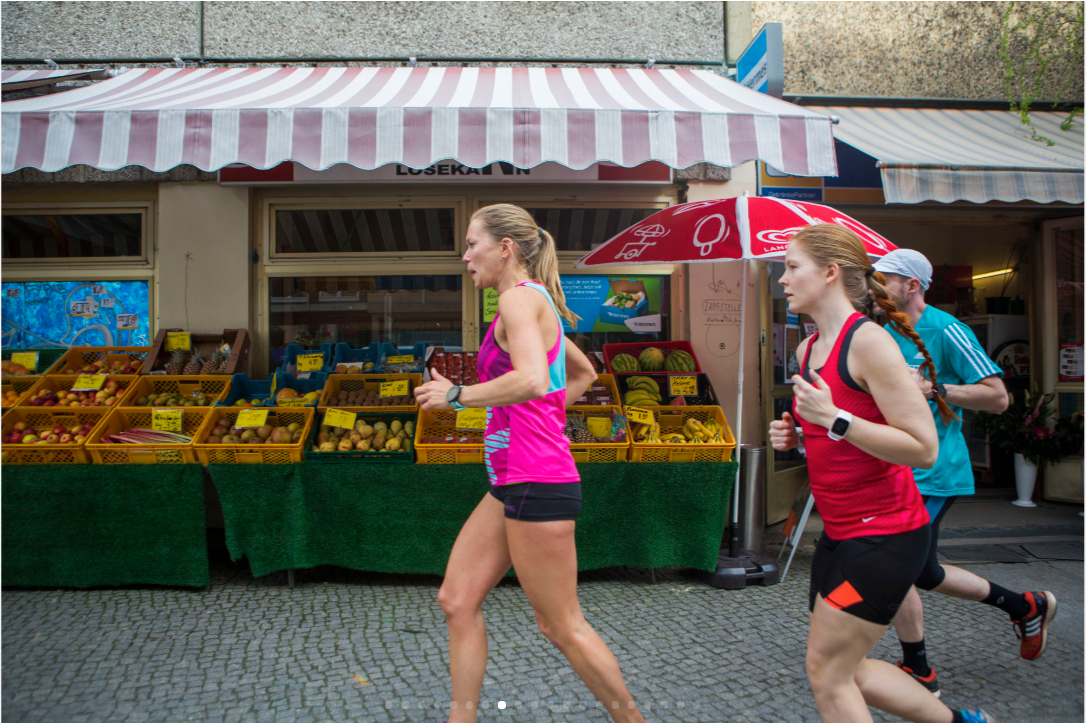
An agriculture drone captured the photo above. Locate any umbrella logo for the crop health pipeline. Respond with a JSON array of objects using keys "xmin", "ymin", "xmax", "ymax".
[
  {"xmin": 692, "ymin": 214, "xmax": 730, "ymax": 257},
  {"xmin": 615, "ymin": 223, "xmax": 670, "ymax": 260},
  {"xmin": 756, "ymin": 226, "xmax": 805, "ymax": 248},
  {"xmin": 631, "ymin": 223, "xmax": 670, "ymax": 240},
  {"xmin": 670, "ymin": 200, "xmax": 720, "ymax": 216}
]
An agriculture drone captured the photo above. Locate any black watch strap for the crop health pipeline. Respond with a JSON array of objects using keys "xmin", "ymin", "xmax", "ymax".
[{"xmin": 934, "ymin": 382, "xmax": 947, "ymax": 399}]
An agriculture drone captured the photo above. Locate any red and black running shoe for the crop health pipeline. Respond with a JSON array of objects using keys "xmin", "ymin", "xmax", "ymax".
[
  {"xmin": 896, "ymin": 661, "xmax": 940, "ymax": 698},
  {"xmin": 1013, "ymin": 591, "xmax": 1057, "ymax": 661}
]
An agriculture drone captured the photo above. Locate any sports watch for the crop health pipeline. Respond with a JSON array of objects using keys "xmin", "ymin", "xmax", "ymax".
[
  {"xmin": 827, "ymin": 409, "xmax": 853, "ymax": 441},
  {"xmin": 929, "ymin": 382, "xmax": 947, "ymax": 400},
  {"xmin": 446, "ymin": 384, "xmax": 466, "ymax": 411}
]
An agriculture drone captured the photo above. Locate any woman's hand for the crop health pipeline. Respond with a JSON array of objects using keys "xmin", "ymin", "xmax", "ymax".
[
  {"xmin": 415, "ymin": 368, "xmax": 455, "ymax": 411},
  {"xmin": 769, "ymin": 411, "xmax": 799, "ymax": 451},
  {"xmin": 791, "ymin": 369, "xmax": 838, "ymax": 429}
]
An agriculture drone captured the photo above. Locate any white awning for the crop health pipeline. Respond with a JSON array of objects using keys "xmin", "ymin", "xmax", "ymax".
[
  {"xmin": 2, "ymin": 66, "xmax": 838, "ymax": 177},
  {"xmin": 810, "ymin": 106, "xmax": 1084, "ymax": 205},
  {"xmin": 1, "ymin": 69, "xmax": 106, "ymax": 92}
]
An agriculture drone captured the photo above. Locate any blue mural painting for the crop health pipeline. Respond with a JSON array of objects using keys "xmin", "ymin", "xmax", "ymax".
[{"xmin": 1, "ymin": 280, "xmax": 151, "ymax": 349}]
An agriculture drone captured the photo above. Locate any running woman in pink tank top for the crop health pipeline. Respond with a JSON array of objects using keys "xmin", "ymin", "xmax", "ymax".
[
  {"xmin": 415, "ymin": 204, "xmax": 643, "ymax": 723},
  {"xmin": 769, "ymin": 225, "xmax": 994, "ymax": 723}
]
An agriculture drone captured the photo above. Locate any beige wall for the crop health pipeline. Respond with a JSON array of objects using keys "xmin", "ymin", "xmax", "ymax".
[{"xmin": 156, "ymin": 183, "xmax": 250, "ymax": 334}]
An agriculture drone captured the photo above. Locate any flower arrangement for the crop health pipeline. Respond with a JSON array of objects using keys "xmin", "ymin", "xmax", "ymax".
[{"xmin": 973, "ymin": 388, "xmax": 1062, "ymax": 467}]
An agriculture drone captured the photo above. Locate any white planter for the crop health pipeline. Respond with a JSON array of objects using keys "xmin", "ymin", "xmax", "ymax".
[{"xmin": 1013, "ymin": 453, "xmax": 1038, "ymax": 507}]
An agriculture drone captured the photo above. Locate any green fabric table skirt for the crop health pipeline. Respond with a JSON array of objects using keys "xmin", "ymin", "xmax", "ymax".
[
  {"xmin": 210, "ymin": 462, "xmax": 736, "ymax": 578},
  {"xmin": 2, "ymin": 464, "xmax": 209, "ymax": 588}
]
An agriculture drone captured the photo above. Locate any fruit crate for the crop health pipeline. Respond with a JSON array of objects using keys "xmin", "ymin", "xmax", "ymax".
[
  {"xmin": 141, "ymin": 328, "xmax": 251, "ymax": 376},
  {"xmin": 602, "ymin": 341, "xmax": 701, "ymax": 375},
  {"xmin": 318, "ymin": 374, "xmax": 421, "ymax": 414},
  {"xmin": 2, "ymin": 376, "xmax": 40, "ymax": 410},
  {"xmin": 628, "ymin": 406, "xmax": 735, "ymax": 463},
  {"xmin": 2, "ymin": 348, "xmax": 67, "ymax": 376},
  {"xmin": 616, "ymin": 373, "xmax": 720, "ymax": 407},
  {"xmin": 122, "ymin": 375, "xmax": 229, "ymax": 407},
  {"xmin": 193, "ymin": 407, "xmax": 315, "ymax": 464},
  {"xmin": 305, "ymin": 410, "xmax": 417, "ymax": 464},
  {"xmin": 0, "ymin": 407, "xmax": 111, "ymax": 464},
  {"xmin": 330, "ymin": 342, "xmax": 381, "ymax": 373},
  {"xmin": 217, "ymin": 372, "xmax": 327, "ymax": 407},
  {"xmin": 414, "ymin": 409, "xmax": 485, "ymax": 464},
  {"xmin": 85, "ymin": 407, "xmax": 210, "ymax": 464},
  {"xmin": 377, "ymin": 342, "xmax": 431, "ymax": 373},
  {"xmin": 569, "ymin": 374, "xmax": 620, "ymax": 410},
  {"xmin": 51, "ymin": 346, "xmax": 151, "ymax": 375},
  {"xmin": 278, "ymin": 343, "xmax": 335, "ymax": 376},
  {"xmin": 20, "ymin": 374, "xmax": 139, "ymax": 408},
  {"xmin": 565, "ymin": 405, "xmax": 630, "ymax": 463}
]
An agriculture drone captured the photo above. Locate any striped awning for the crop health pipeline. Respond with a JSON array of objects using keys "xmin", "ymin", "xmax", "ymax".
[
  {"xmin": 1, "ymin": 69, "xmax": 106, "ymax": 92},
  {"xmin": 812, "ymin": 106, "xmax": 1084, "ymax": 205},
  {"xmin": 2, "ymin": 66, "xmax": 838, "ymax": 176}
]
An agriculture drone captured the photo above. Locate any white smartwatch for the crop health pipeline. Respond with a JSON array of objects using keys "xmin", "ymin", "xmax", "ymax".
[{"xmin": 827, "ymin": 409, "xmax": 853, "ymax": 441}]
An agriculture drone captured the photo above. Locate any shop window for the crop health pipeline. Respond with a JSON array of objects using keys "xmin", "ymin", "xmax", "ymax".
[
  {"xmin": 273, "ymin": 208, "xmax": 456, "ymax": 255},
  {"xmin": 767, "ymin": 262, "xmax": 814, "ymax": 470},
  {"xmin": 2, "ymin": 213, "xmax": 143, "ymax": 260},
  {"xmin": 525, "ymin": 208, "xmax": 660, "ymax": 252},
  {"xmin": 1, "ymin": 280, "xmax": 151, "ymax": 348},
  {"xmin": 268, "ymin": 275, "xmax": 463, "ymax": 369},
  {"xmin": 1055, "ymin": 226, "xmax": 1083, "ymax": 375}
]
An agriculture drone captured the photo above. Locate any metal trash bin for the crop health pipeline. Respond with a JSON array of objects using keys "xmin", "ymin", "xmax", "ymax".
[{"xmin": 739, "ymin": 444, "xmax": 767, "ymax": 552}]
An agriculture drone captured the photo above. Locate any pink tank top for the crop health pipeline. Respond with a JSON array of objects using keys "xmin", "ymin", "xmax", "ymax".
[{"xmin": 477, "ymin": 282, "xmax": 580, "ymax": 486}]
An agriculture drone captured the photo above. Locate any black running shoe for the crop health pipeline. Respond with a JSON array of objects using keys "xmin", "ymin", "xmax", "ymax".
[{"xmin": 896, "ymin": 661, "xmax": 940, "ymax": 698}]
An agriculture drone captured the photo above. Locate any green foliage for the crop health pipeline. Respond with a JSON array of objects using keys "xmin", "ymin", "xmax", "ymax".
[
  {"xmin": 973, "ymin": 387, "xmax": 1061, "ymax": 467},
  {"xmin": 999, "ymin": 1, "xmax": 1084, "ymax": 146}
]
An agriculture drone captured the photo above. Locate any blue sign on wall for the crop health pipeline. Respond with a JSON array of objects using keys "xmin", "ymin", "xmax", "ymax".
[
  {"xmin": 737, "ymin": 23, "xmax": 783, "ymax": 98},
  {"xmin": 1, "ymin": 280, "xmax": 151, "ymax": 349}
]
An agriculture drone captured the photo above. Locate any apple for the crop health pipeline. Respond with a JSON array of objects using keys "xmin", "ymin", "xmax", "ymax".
[
  {"xmin": 59, "ymin": 434, "xmax": 73, "ymax": 444},
  {"xmin": 53, "ymin": 425, "xmax": 66, "ymax": 435},
  {"xmin": 13, "ymin": 422, "xmax": 26, "ymax": 432},
  {"xmin": 45, "ymin": 434, "xmax": 59, "ymax": 443},
  {"xmin": 21, "ymin": 435, "xmax": 38, "ymax": 444}
]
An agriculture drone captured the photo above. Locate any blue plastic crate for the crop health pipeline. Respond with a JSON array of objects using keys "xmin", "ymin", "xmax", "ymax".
[
  {"xmin": 278, "ymin": 342, "xmax": 334, "ymax": 375},
  {"xmin": 218, "ymin": 372, "xmax": 328, "ymax": 407},
  {"xmin": 330, "ymin": 342, "xmax": 381, "ymax": 372},
  {"xmin": 377, "ymin": 342, "xmax": 431, "ymax": 373}
]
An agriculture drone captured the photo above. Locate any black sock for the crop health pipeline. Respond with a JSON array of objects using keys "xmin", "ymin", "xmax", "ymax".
[
  {"xmin": 952, "ymin": 710, "xmax": 965, "ymax": 723},
  {"xmin": 983, "ymin": 582, "xmax": 1030, "ymax": 619},
  {"xmin": 900, "ymin": 638, "xmax": 931, "ymax": 677}
]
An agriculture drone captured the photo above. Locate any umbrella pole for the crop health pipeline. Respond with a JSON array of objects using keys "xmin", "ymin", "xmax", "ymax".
[{"xmin": 728, "ymin": 259, "xmax": 747, "ymax": 559}]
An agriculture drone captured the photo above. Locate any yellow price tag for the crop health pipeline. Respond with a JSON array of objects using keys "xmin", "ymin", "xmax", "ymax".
[
  {"xmin": 324, "ymin": 408, "xmax": 358, "ymax": 430},
  {"xmin": 625, "ymin": 406, "xmax": 654, "ymax": 425},
  {"xmin": 72, "ymin": 374, "xmax": 107, "ymax": 391},
  {"xmin": 165, "ymin": 332, "xmax": 191, "ymax": 352},
  {"xmin": 586, "ymin": 417, "xmax": 612, "ymax": 438},
  {"xmin": 235, "ymin": 408, "xmax": 269, "ymax": 429},
  {"xmin": 297, "ymin": 353, "xmax": 324, "ymax": 372},
  {"xmin": 668, "ymin": 376, "xmax": 697, "ymax": 397},
  {"xmin": 10, "ymin": 351, "xmax": 38, "ymax": 372},
  {"xmin": 152, "ymin": 408, "xmax": 184, "ymax": 432},
  {"xmin": 455, "ymin": 407, "xmax": 487, "ymax": 431},
  {"xmin": 380, "ymin": 380, "xmax": 410, "ymax": 397},
  {"xmin": 275, "ymin": 397, "xmax": 308, "ymax": 407},
  {"xmin": 386, "ymin": 355, "xmax": 414, "ymax": 365}
]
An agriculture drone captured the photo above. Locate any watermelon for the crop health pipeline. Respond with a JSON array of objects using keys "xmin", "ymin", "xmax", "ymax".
[
  {"xmin": 638, "ymin": 347, "xmax": 665, "ymax": 371},
  {"xmin": 664, "ymin": 350, "xmax": 696, "ymax": 372},
  {"xmin": 611, "ymin": 353, "xmax": 640, "ymax": 372}
]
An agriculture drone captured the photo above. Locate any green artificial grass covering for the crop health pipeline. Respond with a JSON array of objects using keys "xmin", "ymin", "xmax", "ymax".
[
  {"xmin": 2, "ymin": 464, "xmax": 209, "ymax": 588},
  {"xmin": 210, "ymin": 462, "xmax": 736, "ymax": 578}
]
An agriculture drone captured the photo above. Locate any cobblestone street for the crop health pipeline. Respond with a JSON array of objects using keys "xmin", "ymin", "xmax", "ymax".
[{"xmin": 3, "ymin": 536, "xmax": 1082, "ymax": 723}]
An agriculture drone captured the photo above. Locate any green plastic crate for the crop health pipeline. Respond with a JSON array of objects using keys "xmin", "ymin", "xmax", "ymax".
[{"xmin": 305, "ymin": 410, "xmax": 417, "ymax": 464}]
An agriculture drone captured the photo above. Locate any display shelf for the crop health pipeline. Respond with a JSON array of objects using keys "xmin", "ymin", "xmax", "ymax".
[
  {"xmin": 414, "ymin": 409, "xmax": 484, "ymax": 464},
  {"xmin": 305, "ymin": 410, "xmax": 417, "ymax": 463},
  {"xmin": 615, "ymin": 372, "xmax": 720, "ymax": 407},
  {"xmin": 569, "ymin": 373, "xmax": 620, "ymax": 409},
  {"xmin": 141, "ymin": 328, "xmax": 250, "ymax": 376},
  {"xmin": 217, "ymin": 372, "xmax": 327, "ymax": 407},
  {"xmin": 51, "ymin": 346, "xmax": 150, "ymax": 375},
  {"xmin": 192, "ymin": 407, "xmax": 315, "ymax": 464},
  {"xmin": 85, "ymin": 407, "xmax": 210, "ymax": 464},
  {"xmin": 278, "ymin": 343, "xmax": 335, "ymax": 376},
  {"xmin": 330, "ymin": 342, "xmax": 381, "ymax": 373},
  {"xmin": 628, "ymin": 406, "xmax": 735, "ymax": 463},
  {"xmin": 1, "ymin": 407, "xmax": 111, "ymax": 464},
  {"xmin": 564, "ymin": 405, "xmax": 630, "ymax": 463},
  {"xmin": 1, "ymin": 348, "xmax": 67, "ymax": 376},
  {"xmin": 377, "ymin": 342, "xmax": 430, "ymax": 373},
  {"xmin": 20, "ymin": 374, "xmax": 139, "ymax": 408},
  {"xmin": 603, "ymin": 341, "xmax": 701, "ymax": 374},
  {"xmin": 124, "ymin": 375, "xmax": 229, "ymax": 407},
  {"xmin": 317, "ymin": 373, "xmax": 420, "ymax": 414}
]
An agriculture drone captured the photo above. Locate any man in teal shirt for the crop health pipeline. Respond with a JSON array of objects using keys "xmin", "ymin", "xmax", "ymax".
[{"xmin": 873, "ymin": 249, "xmax": 1056, "ymax": 697}]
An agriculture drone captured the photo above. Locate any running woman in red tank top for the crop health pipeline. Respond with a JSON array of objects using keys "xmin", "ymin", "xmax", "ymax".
[{"xmin": 768, "ymin": 224, "xmax": 996, "ymax": 723}]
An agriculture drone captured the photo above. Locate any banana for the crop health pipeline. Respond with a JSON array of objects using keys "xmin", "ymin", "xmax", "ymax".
[{"xmin": 627, "ymin": 377, "xmax": 660, "ymax": 395}]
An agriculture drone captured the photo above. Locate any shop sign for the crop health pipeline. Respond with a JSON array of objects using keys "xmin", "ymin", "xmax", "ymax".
[
  {"xmin": 668, "ymin": 376, "xmax": 697, "ymax": 397},
  {"xmin": 484, "ymin": 275, "xmax": 664, "ymax": 335},
  {"xmin": 72, "ymin": 374, "xmax": 107, "ymax": 391},
  {"xmin": 152, "ymin": 409, "xmax": 183, "ymax": 432},
  {"xmin": 296, "ymin": 354, "xmax": 324, "ymax": 372},
  {"xmin": 235, "ymin": 409, "xmax": 270, "ymax": 429},
  {"xmin": 380, "ymin": 380, "xmax": 410, "ymax": 397},
  {"xmin": 759, "ymin": 140, "xmax": 884, "ymax": 204},
  {"xmin": 455, "ymin": 407, "xmax": 487, "ymax": 431},
  {"xmin": 625, "ymin": 406, "xmax": 654, "ymax": 425},
  {"xmin": 165, "ymin": 332, "xmax": 191, "ymax": 352},
  {"xmin": 10, "ymin": 351, "xmax": 38, "ymax": 372},
  {"xmin": 737, "ymin": 22, "xmax": 783, "ymax": 98},
  {"xmin": 324, "ymin": 408, "xmax": 357, "ymax": 430}
]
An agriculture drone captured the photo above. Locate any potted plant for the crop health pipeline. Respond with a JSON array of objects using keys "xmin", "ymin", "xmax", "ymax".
[{"xmin": 973, "ymin": 388, "xmax": 1061, "ymax": 507}]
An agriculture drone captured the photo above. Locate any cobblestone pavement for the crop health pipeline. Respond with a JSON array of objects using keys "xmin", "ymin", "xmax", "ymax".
[{"xmin": 3, "ymin": 542, "xmax": 1082, "ymax": 723}]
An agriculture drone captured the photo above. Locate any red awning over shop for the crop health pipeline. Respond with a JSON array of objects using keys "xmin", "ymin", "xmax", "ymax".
[{"xmin": 1, "ymin": 66, "xmax": 837, "ymax": 177}]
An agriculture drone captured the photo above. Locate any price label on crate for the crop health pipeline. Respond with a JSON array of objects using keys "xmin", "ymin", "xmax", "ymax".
[
  {"xmin": 10, "ymin": 351, "xmax": 38, "ymax": 372},
  {"xmin": 380, "ymin": 380, "xmax": 409, "ymax": 397},
  {"xmin": 386, "ymin": 355, "xmax": 414, "ymax": 364},
  {"xmin": 625, "ymin": 406, "xmax": 654, "ymax": 425},
  {"xmin": 297, "ymin": 353, "xmax": 324, "ymax": 372},
  {"xmin": 455, "ymin": 407, "xmax": 487, "ymax": 431},
  {"xmin": 72, "ymin": 374, "xmax": 107, "ymax": 391},
  {"xmin": 275, "ymin": 397, "xmax": 308, "ymax": 407},
  {"xmin": 152, "ymin": 408, "xmax": 184, "ymax": 432},
  {"xmin": 235, "ymin": 408, "xmax": 269, "ymax": 429},
  {"xmin": 324, "ymin": 408, "xmax": 358, "ymax": 430},
  {"xmin": 586, "ymin": 417, "xmax": 612, "ymax": 438},
  {"xmin": 668, "ymin": 376, "xmax": 697, "ymax": 397},
  {"xmin": 116, "ymin": 313, "xmax": 137, "ymax": 329},
  {"xmin": 165, "ymin": 332, "xmax": 191, "ymax": 352}
]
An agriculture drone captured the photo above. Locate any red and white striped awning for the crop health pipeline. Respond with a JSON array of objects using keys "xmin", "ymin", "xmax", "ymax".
[
  {"xmin": 2, "ymin": 67, "xmax": 838, "ymax": 177},
  {"xmin": 1, "ymin": 69, "xmax": 106, "ymax": 92}
]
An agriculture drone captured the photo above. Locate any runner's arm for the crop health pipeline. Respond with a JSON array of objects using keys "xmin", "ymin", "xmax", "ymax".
[{"xmin": 939, "ymin": 375, "xmax": 1009, "ymax": 412}]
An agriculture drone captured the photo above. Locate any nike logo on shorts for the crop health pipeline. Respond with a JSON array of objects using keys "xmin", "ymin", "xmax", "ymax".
[{"xmin": 862, "ymin": 516, "xmax": 877, "ymax": 523}]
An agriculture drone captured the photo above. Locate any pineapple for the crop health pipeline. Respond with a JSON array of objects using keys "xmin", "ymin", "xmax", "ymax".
[
  {"xmin": 567, "ymin": 412, "xmax": 594, "ymax": 444},
  {"xmin": 165, "ymin": 349, "xmax": 186, "ymax": 375},
  {"xmin": 216, "ymin": 350, "xmax": 230, "ymax": 373},
  {"xmin": 183, "ymin": 349, "xmax": 203, "ymax": 375},
  {"xmin": 201, "ymin": 350, "xmax": 222, "ymax": 374}
]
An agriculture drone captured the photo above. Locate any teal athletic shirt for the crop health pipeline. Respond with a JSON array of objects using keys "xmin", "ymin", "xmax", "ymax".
[{"xmin": 886, "ymin": 305, "xmax": 1002, "ymax": 497}]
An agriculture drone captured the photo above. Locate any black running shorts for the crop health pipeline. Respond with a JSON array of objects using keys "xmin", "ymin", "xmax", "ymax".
[
  {"xmin": 488, "ymin": 482, "xmax": 582, "ymax": 522},
  {"xmin": 809, "ymin": 524, "xmax": 931, "ymax": 625}
]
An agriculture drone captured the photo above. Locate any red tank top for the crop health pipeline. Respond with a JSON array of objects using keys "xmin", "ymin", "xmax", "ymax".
[{"xmin": 793, "ymin": 312, "xmax": 929, "ymax": 540}]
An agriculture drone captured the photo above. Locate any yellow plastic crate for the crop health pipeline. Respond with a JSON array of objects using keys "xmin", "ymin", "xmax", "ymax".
[
  {"xmin": 85, "ymin": 407, "xmax": 210, "ymax": 464},
  {"xmin": 2, "ymin": 376, "xmax": 39, "ymax": 410},
  {"xmin": 628, "ymin": 406, "xmax": 736, "ymax": 463},
  {"xmin": 569, "ymin": 374, "xmax": 621, "ymax": 410},
  {"xmin": 51, "ymin": 346, "xmax": 150, "ymax": 375},
  {"xmin": 414, "ymin": 409, "xmax": 484, "ymax": 464},
  {"xmin": 565, "ymin": 405, "xmax": 630, "ymax": 463},
  {"xmin": 318, "ymin": 373, "xmax": 421, "ymax": 414},
  {"xmin": 0, "ymin": 407, "xmax": 111, "ymax": 464},
  {"xmin": 193, "ymin": 406, "xmax": 314, "ymax": 464},
  {"xmin": 123, "ymin": 375, "xmax": 228, "ymax": 406},
  {"xmin": 20, "ymin": 374, "xmax": 139, "ymax": 408}
]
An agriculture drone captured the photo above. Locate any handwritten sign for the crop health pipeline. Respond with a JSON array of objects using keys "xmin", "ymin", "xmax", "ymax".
[
  {"xmin": 455, "ymin": 407, "xmax": 487, "ymax": 431},
  {"xmin": 100, "ymin": 297, "xmax": 115, "ymax": 308},
  {"xmin": 324, "ymin": 408, "xmax": 358, "ymax": 430},
  {"xmin": 483, "ymin": 288, "xmax": 499, "ymax": 323},
  {"xmin": 380, "ymin": 380, "xmax": 410, "ymax": 397},
  {"xmin": 386, "ymin": 355, "xmax": 414, "ymax": 365},
  {"xmin": 235, "ymin": 408, "xmax": 269, "ymax": 429},
  {"xmin": 70, "ymin": 301, "xmax": 93, "ymax": 317},
  {"xmin": 668, "ymin": 376, "xmax": 697, "ymax": 397},
  {"xmin": 275, "ymin": 397, "xmax": 308, "ymax": 407},
  {"xmin": 10, "ymin": 351, "xmax": 38, "ymax": 372},
  {"xmin": 5, "ymin": 288, "xmax": 19, "ymax": 298},
  {"xmin": 152, "ymin": 408, "xmax": 184, "ymax": 432},
  {"xmin": 165, "ymin": 332, "xmax": 191, "ymax": 352},
  {"xmin": 72, "ymin": 374, "xmax": 107, "ymax": 391},
  {"xmin": 586, "ymin": 417, "xmax": 612, "ymax": 438},
  {"xmin": 91, "ymin": 285, "xmax": 107, "ymax": 295},
  {"xmin": 297, "ymin": 354, "xmax": 324, "ymax": 372},
  {"xmin": 625, "ymin": 406, "xmax": 654, "ymax": 425},
  {"xmin": 116, "ymin": 313, "xmax": 137, "ymax": 329}
]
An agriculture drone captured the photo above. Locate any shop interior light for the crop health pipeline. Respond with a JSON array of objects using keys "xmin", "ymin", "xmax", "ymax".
[{"xmin": 971, "ymin": 268, "xmax": 1014, "ymax": 281}]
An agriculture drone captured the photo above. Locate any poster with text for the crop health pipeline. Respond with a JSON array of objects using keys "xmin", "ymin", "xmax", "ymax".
[
  {"xmin": 485, "ymin": 276, "xmax": 663, "ymax": 335},
  {"xmin": 1, "ymin": 280, "xmax": 151, "ymax": 349}
]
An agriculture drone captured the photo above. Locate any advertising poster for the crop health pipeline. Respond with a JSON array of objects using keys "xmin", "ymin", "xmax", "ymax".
[
  {"xmin": 1059, "ymin": 342, "xmax": 1084, "ymax": 382},
  {"xmin": 485, "ymin": 275, "xmax": 663, "ymax": 335},
  {"xmin": 1, "ymin": 280, "xmax": 151, "ymax": 349}
]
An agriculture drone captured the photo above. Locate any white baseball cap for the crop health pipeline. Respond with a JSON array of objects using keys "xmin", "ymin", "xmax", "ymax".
[{"xmin": 873, "ymin": 249, "xmax": 932, "ymax": 290}]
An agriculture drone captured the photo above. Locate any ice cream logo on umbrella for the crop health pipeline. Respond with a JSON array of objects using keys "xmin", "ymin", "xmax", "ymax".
[
  {"xmin": 756, "ymin": 226, "xmax": 807, "ymax": 252},
  {"xmin": 692, "ymin": 214, "xmax": 732, "ymax": 257},
  {"xmin": 616, "ymin": 222, "xmax": 669, "ymax": 260}
]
